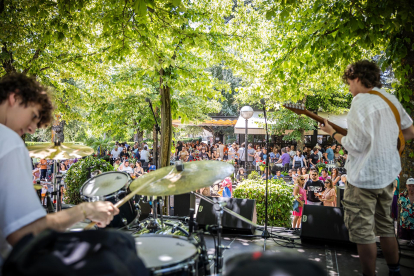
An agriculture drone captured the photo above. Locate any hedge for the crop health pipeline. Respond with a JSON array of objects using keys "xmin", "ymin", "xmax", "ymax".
[{"xmin": 233, "ymin": 179, "xmax": 294, "ymax": 227}]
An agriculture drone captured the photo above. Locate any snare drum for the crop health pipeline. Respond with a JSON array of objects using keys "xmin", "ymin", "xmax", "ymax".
[
  {"xmin": 80, "ymin": 171, "xmax": 138, "ymax": 228},
  {"xmin": 135, "ymin": 235, "xmax": 200, "ymax": 276}
]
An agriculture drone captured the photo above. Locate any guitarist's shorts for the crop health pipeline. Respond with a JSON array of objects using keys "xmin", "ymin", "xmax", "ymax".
[{"xmin": 342, "ymin": 182, "xmax": 394, "ymax": 244}]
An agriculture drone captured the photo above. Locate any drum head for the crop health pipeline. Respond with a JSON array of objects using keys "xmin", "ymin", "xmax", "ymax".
[
  {"xmin": 135, "ymin": 235, "xmax": 197, "ymax": 269},
  {"xmin": 81, "ymin": 172, "xmax": 129, "ymax": 197}
]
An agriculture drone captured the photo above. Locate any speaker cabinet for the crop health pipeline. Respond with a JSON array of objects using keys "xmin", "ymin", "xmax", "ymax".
[
  {"xmin": 196, "ymin": 197, "xmax": 257, "ymax": 234},
  {"xmin": 300, "ymin": 205, "xmax": 352, "ymax": 244},
  {"xmin": 173, "ymin": 193, "xmax": 196, "ymax": 217}
]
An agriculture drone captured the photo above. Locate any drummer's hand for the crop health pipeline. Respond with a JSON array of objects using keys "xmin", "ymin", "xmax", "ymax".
[{"xmin": 82, "ymin": 202, "xmax": 120, "ymax": 227}]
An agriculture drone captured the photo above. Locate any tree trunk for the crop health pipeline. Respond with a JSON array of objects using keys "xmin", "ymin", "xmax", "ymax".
[
  {"xmin": 153, "ymin": 125, "xmax": 158, "ymax": 165},
  {"xmin": 297, "ymin": 129, "xmax": 305, "ymax": 151},
  {"xmin": 400, "ymin": 29, "xmax": 414, "ymax": 190},
  {"xmin": 137, "ymin": 130, "xmax": 144, "ymax": 145},
  {"xmin": 160, "ymin": 68, "xmax": 172, "ymax": 168}
]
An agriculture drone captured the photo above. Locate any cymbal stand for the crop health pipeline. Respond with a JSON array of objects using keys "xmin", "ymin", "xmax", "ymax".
[
  {"xmin": 214, "ymin": 201, "xmax": 229, "ymax": 275},
  {"xmin": 147, "ymin": 196, "xmax": 162, "ymax": 232}
]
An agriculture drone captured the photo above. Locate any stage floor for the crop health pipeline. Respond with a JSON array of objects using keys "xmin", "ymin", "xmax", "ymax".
[{"xmin": 202, "ymin": 227, "xmax": 414, "ymax": 276}]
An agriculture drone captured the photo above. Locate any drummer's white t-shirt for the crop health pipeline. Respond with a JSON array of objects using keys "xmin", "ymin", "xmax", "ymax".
[{"xmin": 0, "ymin": 124, "xmax": 46, "ymax": 268}]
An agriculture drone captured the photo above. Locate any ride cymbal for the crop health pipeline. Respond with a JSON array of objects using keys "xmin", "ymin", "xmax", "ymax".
[
  {"xmin": 27, "ymin": 143, "xmax": 94, "ymax": 160},
  {"xmin": 129, "ymin": 161, "xmax": 234, "ymax": 196}
]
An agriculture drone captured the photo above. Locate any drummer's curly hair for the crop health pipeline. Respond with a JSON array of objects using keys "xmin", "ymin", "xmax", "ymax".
[
  {"xmin": 0, "ymin": 73, "xmax": 54, "ymax": 127},
  {"xmin": 342, "ymin": 60, "xmax": 382, "ymax": 88}
]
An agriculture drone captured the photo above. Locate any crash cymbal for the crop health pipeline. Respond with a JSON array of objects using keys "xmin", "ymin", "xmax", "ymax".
[
  {"xmin": 27, "ymin": 143, "xmax": 94, "ymax": 160},
  {"xmin": 129, "ymin": 161, "xmax": 234, "ymax": 196},
  {"xmin": 33, "ymin": 184, "xmax": 42, "ymax": 190}
]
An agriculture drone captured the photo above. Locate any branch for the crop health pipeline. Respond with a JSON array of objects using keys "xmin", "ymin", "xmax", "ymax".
[{"xmin": 23, "ymin": 46, "xmax": 44, "ymax": 74}]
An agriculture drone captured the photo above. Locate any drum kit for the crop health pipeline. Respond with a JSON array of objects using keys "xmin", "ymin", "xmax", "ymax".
[{"xmin": 27, "ymin": 143, "xmax": 261, "ymax": 276}]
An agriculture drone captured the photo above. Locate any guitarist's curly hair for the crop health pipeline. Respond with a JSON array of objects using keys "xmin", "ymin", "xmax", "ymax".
[{"xmin": 342, "ymin": 60, "xmax": 382, "ymax": 88}]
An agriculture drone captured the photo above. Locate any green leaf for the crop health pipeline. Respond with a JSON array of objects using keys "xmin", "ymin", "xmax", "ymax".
[
  {"xmin": 135, "ymin": 0, "xmax": 147, "ymax": 16},
  {"xmin": 266, "ymin": 11, "xmax": 276, "ymax": 20}
]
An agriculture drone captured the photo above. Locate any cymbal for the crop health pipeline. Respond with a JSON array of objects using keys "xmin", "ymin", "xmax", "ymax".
[
  {"xmin": 129, "ymin": 161, "xmax": 234, "ymax": 196},
  {"xmin": 27, "ymin": 143, "xmax": 94, "ymax": 160}
]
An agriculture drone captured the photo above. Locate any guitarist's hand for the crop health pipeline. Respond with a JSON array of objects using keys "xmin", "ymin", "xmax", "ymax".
[{"xmin": 319, "ymin": 119, "xmax": 334, "ymax": 136}]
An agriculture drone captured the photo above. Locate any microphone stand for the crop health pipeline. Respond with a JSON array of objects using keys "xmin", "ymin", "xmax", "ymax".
[
  {"xmin": 146, "ymin": 98, "xmax": 161, "ymax": 169},
  {"xmin": 261, "ymin": 99, "xmax": 270, "ymax": 250}
]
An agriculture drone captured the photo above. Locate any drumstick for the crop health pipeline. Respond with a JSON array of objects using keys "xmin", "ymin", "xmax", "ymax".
[{"xmin": 84, "ymin": 181, "xmax": 149, "ymax": 230}]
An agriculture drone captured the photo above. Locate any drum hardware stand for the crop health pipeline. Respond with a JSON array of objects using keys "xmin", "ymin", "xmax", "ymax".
[
  {"xmin": 214, "ymin": 201, "xmax": 229, "ymax": 275},
  {"xmin": 147, "ymin": 197, "xmax": 164, "ymax": 232},
  {"xmin": 260, "ymin": 98, "xmax": 271, "ymax": 251}
]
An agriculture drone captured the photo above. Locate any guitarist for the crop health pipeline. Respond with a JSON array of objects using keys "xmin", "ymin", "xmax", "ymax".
[{"xmin": 320, "ymin": 60, "xmax": 414, "ymax": 276}]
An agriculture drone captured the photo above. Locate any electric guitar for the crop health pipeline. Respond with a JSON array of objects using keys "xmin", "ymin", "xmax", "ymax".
[{"xmin": 283, "ymin": 103, "xmax": 404, "ymax": 156}]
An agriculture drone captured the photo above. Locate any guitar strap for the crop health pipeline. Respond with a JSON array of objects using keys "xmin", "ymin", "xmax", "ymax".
[{"xmin": 367, "ymin": 90, "xmax": 405, "ymax": 156}]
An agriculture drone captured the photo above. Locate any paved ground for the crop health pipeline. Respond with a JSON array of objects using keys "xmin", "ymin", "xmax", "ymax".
[{"xmin": 202, "ymin": 228, "xmax": 414, "ymax": 276}]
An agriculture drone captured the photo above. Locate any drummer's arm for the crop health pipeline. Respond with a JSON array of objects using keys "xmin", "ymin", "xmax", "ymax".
[{"xmin": 7, "ymin": 202, "xmax": 119, "ymax": 246}]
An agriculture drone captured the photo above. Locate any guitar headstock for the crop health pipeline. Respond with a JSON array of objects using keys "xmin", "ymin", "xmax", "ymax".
[{"xmin": 283, "ymin": 103, "xmax": 308, "ymax": 115}]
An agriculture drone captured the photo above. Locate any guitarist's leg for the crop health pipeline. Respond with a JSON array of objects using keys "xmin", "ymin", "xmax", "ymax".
[
  {"xmin": 376, "ymin": 184, "xmax": 400, "ymax": 274},
  {"xmin": 343, "ymin": 182, "xmax": 378, "ymax": 276}
]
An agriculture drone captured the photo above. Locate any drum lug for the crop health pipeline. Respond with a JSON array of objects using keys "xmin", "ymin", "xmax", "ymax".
[{"xmin": 122, "ymin": 218, "xmax": 128, "ymax": 226}]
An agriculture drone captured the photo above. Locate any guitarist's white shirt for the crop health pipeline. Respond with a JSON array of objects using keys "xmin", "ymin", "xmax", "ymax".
[{"xmin": 342, "ymin": 87, "xmax": 412, "ymax": 189}]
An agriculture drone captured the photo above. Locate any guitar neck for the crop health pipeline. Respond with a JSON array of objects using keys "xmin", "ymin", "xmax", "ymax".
[{"xmin": 304, "ymin": 111, "xmax": 348, "ymax": 136}]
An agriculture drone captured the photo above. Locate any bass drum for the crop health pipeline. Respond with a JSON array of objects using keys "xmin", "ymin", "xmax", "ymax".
[{"xmin": 80, "ymin": 171, "xmax": 138, "ymax": 228}]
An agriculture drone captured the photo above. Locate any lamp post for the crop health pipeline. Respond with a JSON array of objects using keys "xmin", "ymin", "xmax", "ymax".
[{"xmin": 240, "ymin": 106, "xmax": 254, "ymax": 171}]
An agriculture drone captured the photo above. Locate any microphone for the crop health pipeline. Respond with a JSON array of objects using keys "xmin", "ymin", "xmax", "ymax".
[
  {"xmin": 145, "ymin": 97, "xmax": 150, "ymax": 103},
  {"xmin": 260, "ymin": 98, "xmax": 265, "ymax": 105}
]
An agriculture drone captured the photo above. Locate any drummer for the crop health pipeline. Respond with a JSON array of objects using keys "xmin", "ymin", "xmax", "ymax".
[{"xmin": 0, "ymin": 73, "xmax": 119, "ymax": 268}]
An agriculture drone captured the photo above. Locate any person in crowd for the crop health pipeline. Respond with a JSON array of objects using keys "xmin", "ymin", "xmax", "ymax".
[
  {"xmin": 288, "ymin": 145, "xmax": 296, "ymax": 168},
  {"xmin": 253, "ymin": 146, "xmax": 261, "ymax": 164},
  {"xmin": 324, "ymin": 144, "xmax": 336, "ymax": 162},
  {"xmin": 337, "ymin": 145, "xmax": 344, "ymax": 155},
  {"xmin": 292, "ymin": 175, "xmax": 307, "ymax": 228},
  {"xmin": 338, "ymin": 174, "xmax": 347, "ymax": 186},
  {"xmin": 32, "ymin": 163, "xmax": 41, "ymax": 182},
  {"xmin": 40, "ymin": 158, "xmax": 47, "ymax": 180},
  {"xmin": 0, "ymin": 73, "xmax": 119, "ymax": 270},
  {"xmin": 179, "ymin": 146, "xmax": 189, "ymax": 162},
  {"xmin": 261, "ymin": 168, "xmax": 273, "ymax": 180},
  {"xmin": 247, "ymin": 143, "xmax": 255, "ymax": 167},
  {"xmin": 236, "ymin": 167, "xmax": 247, "ymax": 182},
  {"xmin": 187, "ymin": 151, "xmax": 195, "ymax": 161},
  {"xmin": 118, "ymin": 160, "xmax": 134, "ymax": 176},
  {"xmin": 334, "ymin": 146, "xmax": 341, "ymax": 160},
  {"xmin": 134, "ymin": 161, "xmax": 144, "ymax": 177},
  {"xmin": 275, "ymin": 148, "xmax": 290, "ymax": 169},
  {"xmin": 398, "ymin": 178, "xmax": 414, "ymax": 248},
  {"xmin": 200, "ymin": 148, "xmax": 210, "ymax": 160},
  {"xmin": 223, "ymin": 146, "xmax": 229, "ymax": 161},
  {"xmin": 274, "ymin": 170, "xmax": 284, "ymax": 180},
  {"xmin": 304, "ymin": 170, "xmax": 325, "ymax": 205},
  {"xmin": 140, "ymin": 145, "xmax": 150, "ymax": 163},
  {"xmin": 176, "ymin": 141, "xmax": 183, "ymax": 158},
  {"xmin": 318, "ymin": 179, "xmax": 337, "ymax": 207},
  {"xmin": 293, "ymin": 150, "xmax": 307, "ymax": 169},
  {"xmin": 148, "ymin": 164, "xmax": 156, "ymax": 172},
  {"xmin": 113, "ymin": 158, "xmax": 121, "ymax": 171},
  {"xmin": 331, "ymin": 167, "xmax": 341, "ymax": 186},
  {"xmin": 308, "ymin": 147, "xmax": 320, "ymax": 168},
  {"xmin": 119, "ymin": 147, "xmax": 130, "ymax": 161},
  {"xmin": 269, "ymin": 147, "xmax": 276, "ymax": 163},
  {"xmin": 111, "ymin": 144, "xmax": 122, "ymax": 162},
  {"xmin": 60, "ymin": 162, "xmax": 67, "ymax": 173},
  {"xmin": 228, "ymin": 143, "xmax": 237, "ymax": 161},
  {"xmin": 301, "ymin": 167, "xmax": 309, "ymax": 182},
  {"xmin": 238, "ymin": 142, "xmax": 246, "ymax": 167},
  {"xmin": 391, "ymin": 177, "xmax": 400, "ymax": 220},
  {"xmin": 319, "ymin": 169, "xmax": 331, "ymax": 182}
]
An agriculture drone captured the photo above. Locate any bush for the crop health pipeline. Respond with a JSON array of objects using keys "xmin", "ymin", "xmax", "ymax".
[
  {"xmin": 65, "ymin": 157, "xmax": 114, "ymax": 205},
  {"xmin": 247, "ymin": 170, "xmax": 260, "ymax": 180},
  {"xmin": 233, "ymin": 179, "xmax": 294, "ymax": 227}
]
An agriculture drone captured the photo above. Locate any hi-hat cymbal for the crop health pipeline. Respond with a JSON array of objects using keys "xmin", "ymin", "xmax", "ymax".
[
  {"xmin": 129, "ymin": 161, "xmax": 234, "ymax": 196},
  {"xmin": 27, "ymin": 143, "xmax": 94, "ymax": 160}
]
